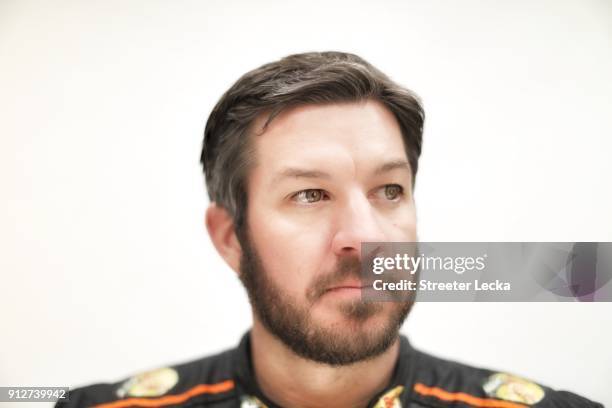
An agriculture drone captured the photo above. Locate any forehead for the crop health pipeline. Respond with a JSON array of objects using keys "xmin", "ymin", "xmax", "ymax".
[{"xmin": 249, "ymin": 99, "xmax": 407, "ymax": 171}]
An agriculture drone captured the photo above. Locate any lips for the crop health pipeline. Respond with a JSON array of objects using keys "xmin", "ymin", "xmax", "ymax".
[{"xmin": 326, "ymin": 280, "xmax": 365, "ymax": 292}]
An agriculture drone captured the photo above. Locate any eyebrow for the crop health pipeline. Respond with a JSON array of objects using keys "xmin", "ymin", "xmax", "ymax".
[
  {"xmin": 272, "ymin": 168, "xmax": 332, "ymax": 184},
  {"xmin": 272, "ymin": 160, "xmax": 411, "ymax": 184},
  {"xmin": 373, "ymin": 160, "xmax": 411, "ymax": 176}
]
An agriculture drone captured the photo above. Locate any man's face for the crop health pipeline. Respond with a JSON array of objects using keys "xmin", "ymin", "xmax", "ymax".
[{"xmin": 240, "ymin": 99, "xmax": 417, "ymax": 365}]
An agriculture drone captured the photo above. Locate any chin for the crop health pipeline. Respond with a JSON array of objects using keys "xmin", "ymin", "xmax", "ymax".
[{"xmin": 315, "ymin": 304, "xmax": 392, "ymax": 329}]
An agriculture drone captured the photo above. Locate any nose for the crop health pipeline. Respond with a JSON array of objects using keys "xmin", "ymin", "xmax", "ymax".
[{"xmin": 330, "ymin": 189, "xmax": 386, "ymax": 259}]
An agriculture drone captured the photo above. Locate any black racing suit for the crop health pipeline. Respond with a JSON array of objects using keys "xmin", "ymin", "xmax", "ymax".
[{"xmin": 57, "ymin": 332, "xmax": 604, "ymax": 407}]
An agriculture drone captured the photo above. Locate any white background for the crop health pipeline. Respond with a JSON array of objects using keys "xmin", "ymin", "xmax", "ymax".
[{"xmin": 1, "ymin": 0, "xmax": 611, "ymax": 406}]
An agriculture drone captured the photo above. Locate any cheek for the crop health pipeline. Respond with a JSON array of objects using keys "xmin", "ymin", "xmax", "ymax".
[
  {"xmin": 387, "ymin": 207, "xmax": 417, "ymax": 241},
  {"xmin": 247, "ymin": 207, "xmax": 331, "ymax": 294}
]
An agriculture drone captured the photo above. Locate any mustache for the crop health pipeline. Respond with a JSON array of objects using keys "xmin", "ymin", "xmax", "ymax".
[{"xmin": 306, "ymin": 247, "xmax": 383, "ymax": 302}]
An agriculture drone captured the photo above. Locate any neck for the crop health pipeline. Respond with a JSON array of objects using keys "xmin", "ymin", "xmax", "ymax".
[{"xmin": 250, "ymin": 320, "xmax": 400, "ymax": 408}]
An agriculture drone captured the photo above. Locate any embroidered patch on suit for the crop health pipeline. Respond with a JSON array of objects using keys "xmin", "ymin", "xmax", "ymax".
[
  {"xmin": 240, "ymin": 395, "xmax": 269, "ymax": 408},
  {"xmin": 483, "ymin": 372, "xmax": 545, "ymax": 404},
  {"xmin": 374, "ymin": 385, "xmax": 404, "ymax": 408},
  {"xmin": 116, "ymin": 367, "xmax": 179, "ymax": 398}
]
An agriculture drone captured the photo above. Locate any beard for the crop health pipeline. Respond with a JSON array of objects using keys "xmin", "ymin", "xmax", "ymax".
[{"xmin": 236, "ymin": 228, "xmax": 414, "ymax": 366}]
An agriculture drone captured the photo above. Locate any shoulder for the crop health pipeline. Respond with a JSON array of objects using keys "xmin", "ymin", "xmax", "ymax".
[
  {"xmin": 56, "ymin": 347, "xmax": 238, "ymax": 408},
  {"xmin": 406, "ymin": 348, "xmax": 603, "ymax": 407}
]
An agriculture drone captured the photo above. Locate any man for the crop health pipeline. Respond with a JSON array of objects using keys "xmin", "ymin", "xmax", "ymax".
[{"xmin": 59, "ymin": 52, "xmax": 603, "ymax": 407}]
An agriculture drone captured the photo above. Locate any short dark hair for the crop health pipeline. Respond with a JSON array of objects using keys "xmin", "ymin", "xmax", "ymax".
[{"xmin": 201, "ymin": 51, "xmax": 425, "ymax": 231}]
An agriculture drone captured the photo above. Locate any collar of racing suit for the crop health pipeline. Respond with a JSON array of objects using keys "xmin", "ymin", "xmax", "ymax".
[{"xmin": 230, "ymin": 331, "xmax": 416, "ymax": 408}]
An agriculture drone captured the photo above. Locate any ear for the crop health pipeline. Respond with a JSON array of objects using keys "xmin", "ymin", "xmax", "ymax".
[{"xmin": 205, "ymin": 203, "xmax": 242, "ymax": 274}]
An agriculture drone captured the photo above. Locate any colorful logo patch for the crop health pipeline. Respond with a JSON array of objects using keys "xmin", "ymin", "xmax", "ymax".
[
  {"xmin": 240, "ymin": 395, "xmax": 268, "ymax": 408},
  {"xmin": 483, "ymin": 372, "xmax": 545, "ymax": 404},
  {"xmin": 116, "ymin": 367, "xmax": 179, "ymax": 398},
  {"xmin": 374, "ymin": 385, "xmax": 404, "ymax": 408}
]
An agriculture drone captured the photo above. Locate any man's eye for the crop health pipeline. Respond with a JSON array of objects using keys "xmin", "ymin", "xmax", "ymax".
[
  {"xmin": 293, "ymin": 189, "xmax": 327, "ymax": 203},
  {"xmin": 381, "ymin": 184, "xmax": 404, "ymax": 201}
]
